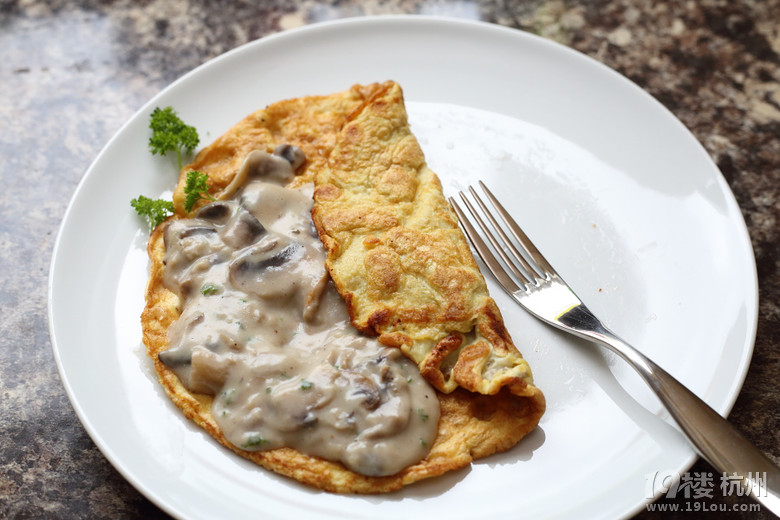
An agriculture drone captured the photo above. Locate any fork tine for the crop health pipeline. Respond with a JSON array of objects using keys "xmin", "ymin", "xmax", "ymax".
[
  {"xmin": 466, "ymin": 185, "xmax": 542, "ymax": 281},
  {"xmin": 448, "ymin": 197, "xmax": 524, "ymax": 292},
  {"xmin": 457, "ymin": 191, "xmax": 532, "ymax": 285},
  {"xmin": 477, "ymin": 180, "xmax": 558, "ymax": 278}
]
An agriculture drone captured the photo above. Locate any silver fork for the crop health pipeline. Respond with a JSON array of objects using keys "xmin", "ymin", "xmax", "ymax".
[{"xmin": 450, "ymin": 181, "xmax": 779, "ymax": 513}]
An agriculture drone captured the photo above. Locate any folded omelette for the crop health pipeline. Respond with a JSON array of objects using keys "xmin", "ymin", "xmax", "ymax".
[{"xmin": 141, "ymin": 81, "xmax": 544, "ymax": 494}]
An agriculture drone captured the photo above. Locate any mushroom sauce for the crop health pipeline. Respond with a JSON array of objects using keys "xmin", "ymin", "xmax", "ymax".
[{"xmin": 159, "ymin": 147, "xmax": 440, "ymax": 476}]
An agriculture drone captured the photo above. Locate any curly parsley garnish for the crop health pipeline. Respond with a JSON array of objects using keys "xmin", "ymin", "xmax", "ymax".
[
  {"xmin": 183, "ymin": 170, "xmax": 216, "ymax": 212},
  {"xmin": 130, "ymin": 195, "xmax": 174, "ymax": 231},
  {"xmin": 148, "ymin": 106, "xmax": 200, "ymax": 170},
  {"xmin": 132, "ymin": 106, "xmax": 203, "ymax": 232}
]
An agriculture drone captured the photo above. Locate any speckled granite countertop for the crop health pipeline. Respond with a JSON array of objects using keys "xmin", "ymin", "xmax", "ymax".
[{"xmin": 1, "ymin": 1, "xmax": 777, "ymax": 518}]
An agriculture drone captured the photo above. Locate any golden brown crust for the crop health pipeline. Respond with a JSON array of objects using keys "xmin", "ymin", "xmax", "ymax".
[
  {"xmin": 141, "ymin": 82, "xmax": 544, "ymax": 494},
  {"xmin": 171, "ymin": 83, "xmax": 388, "ymax": 214},
  {"xmin": 311, "ymin": 82, "xmax": 545, "ymax": 409}
]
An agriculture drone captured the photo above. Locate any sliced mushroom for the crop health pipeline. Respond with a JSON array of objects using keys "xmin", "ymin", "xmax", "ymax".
[
  {"xmin": 342, "ymin": 371, "xmax": 382, "ymax": 410},
  {"xmin": 221, "ymin": 208, "xmax": 266, "ymax": 249},
  {"xmin": 163, "ymin": 219, "xmax": 194, "ymax": 249},
  {"xmin": 188, "ymin": 347, "xmax": 236, "ymax": 395},
  {"xmin": 302, "ymin": 272, "xmax": 331, "ymax": 323},
  {"xmin": 296, "ymin": 412, "xmax": 318, "ymax": 429},
  {"xmin": 218, "ymin": 150, "xmax": 298, "ymax": 200},
  {"xmin": 195, "ymin": 201, "xmax": 233, "ymax": 224},
  {"xmin": 158, "ymin": 345, "xmax": 192, "ymax": 369},
  {"xmin": 249, "ymin": 153, "xmax": 295, "ymax": 185},
  {"xmin": 176, "ymin": 254, "xmax": 221, "ymax": 299},
  {"xmin": 228, "ymin": 235, "xmax": 304, "ymax": 299},
  {"xmin": 179, "ymin": 225, "xmax": 217, "ymax": 239},
  {"xmin": 273, "ymin": 144, "xmax": 305, "ymax": 170},
  {"xmin": 231, "ymin": 239, "xmax": 302, "ymax": 272},
  {"xmin": 244, "ymin": 149, "xmax": 296, "ymax": 184}
]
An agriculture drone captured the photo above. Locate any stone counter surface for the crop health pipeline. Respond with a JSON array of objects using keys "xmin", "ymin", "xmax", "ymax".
[{"xmin": 1, "ymin": 1, "xmax": 777, "ymax": 518}]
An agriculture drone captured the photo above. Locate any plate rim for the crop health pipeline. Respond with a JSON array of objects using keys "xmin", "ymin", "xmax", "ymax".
[{"xmin": 48, "ymin": 14, "xmax": 759, "ymax": 520}]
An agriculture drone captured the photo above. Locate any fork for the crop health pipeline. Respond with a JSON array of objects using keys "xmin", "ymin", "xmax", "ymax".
[{"xmin": 449, "ymin": 181, "xmax": 779, "ymax": 513}]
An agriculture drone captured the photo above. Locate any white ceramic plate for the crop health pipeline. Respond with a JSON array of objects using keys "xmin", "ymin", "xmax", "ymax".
[{"xmin": 49, "ymin": 16, "xmax": 758, "ymax": 520}]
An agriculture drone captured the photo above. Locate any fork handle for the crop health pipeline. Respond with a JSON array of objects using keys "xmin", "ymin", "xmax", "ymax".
[{"xmin": 558, "ymin": 305, "xmax": 780, "ymax": 513}]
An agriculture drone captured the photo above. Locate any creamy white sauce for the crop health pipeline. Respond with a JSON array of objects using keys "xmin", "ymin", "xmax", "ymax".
[{"xmin": 159, "ymin": 147, "xmax": 439, "ymax": 476}]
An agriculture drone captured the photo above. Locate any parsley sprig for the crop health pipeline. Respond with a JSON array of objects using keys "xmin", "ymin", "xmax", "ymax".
[
  {"xmin": 184, "ymin": 170, "xmax": 215, "ymax": 212},
  {"xmin": 130, "ymin": 195, "xmax": 174, "ymax": 231},
  {"xmin": 132, "ymin": 107, "xmax": 214, "ymax": 231},
  {"xmin": 148, "ymin": 106, "xmax": 199, "ymax": 170}
]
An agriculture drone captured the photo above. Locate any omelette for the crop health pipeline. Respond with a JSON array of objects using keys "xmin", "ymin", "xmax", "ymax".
[{"xmin": 140, "ymin": 81, "xmax": 545, "ymax": 493}]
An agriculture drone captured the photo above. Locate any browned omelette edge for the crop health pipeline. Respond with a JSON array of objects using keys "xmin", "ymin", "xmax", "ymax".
[{"xmin": 140, "ymin": 82, "xmax": 545, "ymax": 494}]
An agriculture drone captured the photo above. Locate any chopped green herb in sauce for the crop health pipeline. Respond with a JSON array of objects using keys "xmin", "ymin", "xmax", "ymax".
[
  {"xmin": 201, "ymin": 283, "xmax": 219, "ymax": 296},
  {"xmin": 221, "ymin": 388, "xmax": 236, "ymax": 405},
  {"xmin": 244, "ymin": 435, "xmax": 268, "ymax": 448}
]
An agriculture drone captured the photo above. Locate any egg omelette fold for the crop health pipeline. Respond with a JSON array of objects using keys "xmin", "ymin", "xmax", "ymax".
[
  {"xmin": 141, "ymin": 81, "xmax": 545, "ymax": 494},
  {"xmin": 312, "ymin": 82, "xmax": 545, "ymax": 402}
]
